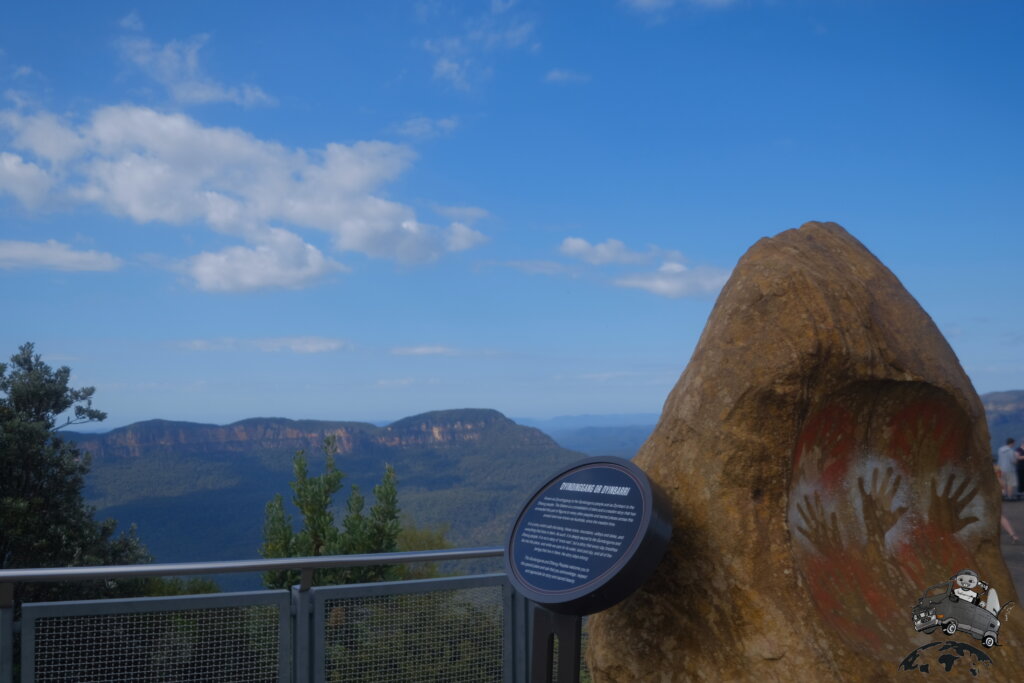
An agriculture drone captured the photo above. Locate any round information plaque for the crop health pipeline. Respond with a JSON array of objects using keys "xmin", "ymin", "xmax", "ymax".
[{"xmin": 504, "ymin": 456, "xmax": 672, "ymax": 615}]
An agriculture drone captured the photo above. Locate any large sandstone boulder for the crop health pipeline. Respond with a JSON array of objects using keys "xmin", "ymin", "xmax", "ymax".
[{"xmin": 587, "ymin": 222, "xmax": 1022, "ymax": 680}]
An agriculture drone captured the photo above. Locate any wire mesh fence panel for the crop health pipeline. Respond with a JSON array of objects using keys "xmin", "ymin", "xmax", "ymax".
[
  {"xmin": 321, "ymin": 584, "xmax": 504, "ymax": 683},
  {"xmin": 580, "ymin": 617, "xmax": 591, "ymax": 683},
  {"xmin": 24, "ymin": 594, "xmax": 287, "ymax": 683},
  {"xmin": 547, "ymin": 616, "xmax": 590, "ymax": 683}
]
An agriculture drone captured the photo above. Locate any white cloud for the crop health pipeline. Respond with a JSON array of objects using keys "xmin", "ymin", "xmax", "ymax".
[
  {"xmin": 0, "ymin": 104, "xmax": 486, "ymax": 289},
  {"xmin": 391, "ymin": 346, "xmax": 460, "ymax": 356},
  {"xmin": 614, "ymin": 261, "xmax": 730, "ymax": 298},
  {"xmin": 0, "ymin": 152, "xmax": 51, "ymax": 205},
  {"xmin": 424, "ymin": 5, "xmax": 536, "ymax": 90},
  {"xmin": 187, "ymin": 228, "xmax": 343, "ymax": 292},
  {"xmin": 560, "ymin": 237, "xmax": 649, "ymax": 265},
  {"xmin": 182, "ymin": 336, "xmax": 349, "ymax": 353},
  {"xmin": 445, "ymin": 222, "xmax": 487, "ymax": 251},
  {"xmin": 0, "ymin": 239, "xmax": 122, "ymax": 271},
  {"xmin": 119, "ymin": 11, "xmax": 144, "ymax": 31},
  {"xmin": 470, "ymin": 20, "xmax": 535, "ymax": 50},
  {"xmin": 253, "ymin": 337, "xmax": 349, "ymax": 353},
  {"xmin": 397, "ymin": 115, "xmax": 459, "ymax": 139},
  {"xmin": 545, "ymin": 69, "xmax": 590, "ymax": 84},
  {"xmin": 118, "ymin": 34, "xmax": 274, "ymax": 107},
  {"xmin": 1, "ymin": 110, "xmax": 86, "ymax": 164},
  {"xmin": 435, "ymin": 205, "xmax": 489, "ymax": 223},
  {"xmin": 433, "ymin": 57, "xmax": 472, "ymax": 90},
  {"xmin": 547, "ymin": 236, "xmax": 728, "ymax": 298}
]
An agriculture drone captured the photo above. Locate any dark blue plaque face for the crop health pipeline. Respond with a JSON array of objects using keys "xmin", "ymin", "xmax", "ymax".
[
  {"xmin": 510, "ymin": 464, "xmax": 644, "ymax": 593},
  {"xmin": 505, "ymin": 457, "xmax": 671, "ymax": 615}
]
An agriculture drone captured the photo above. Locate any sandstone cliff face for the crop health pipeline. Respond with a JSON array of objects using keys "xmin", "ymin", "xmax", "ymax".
[
  {"xmin": 70, "ymin": 410, "xmax": 528, "ymax": 460},
  {"xmin": 71, "ymin": 419, "xmax": 369, "ymax": 459},
  {"xmin": 587, "ymin": 223, "xmax": 1022, "ymax": 681}
]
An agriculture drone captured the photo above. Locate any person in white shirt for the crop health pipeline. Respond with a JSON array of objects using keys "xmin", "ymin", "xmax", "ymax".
[{"xmin": 997, "ymin": 438, "xmax": 1020, "ymax": 500}]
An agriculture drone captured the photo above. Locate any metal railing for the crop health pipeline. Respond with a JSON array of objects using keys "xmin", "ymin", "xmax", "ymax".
[{"xmin": 0, "ymin": 547, "xmax": 541, "ymax": 683}]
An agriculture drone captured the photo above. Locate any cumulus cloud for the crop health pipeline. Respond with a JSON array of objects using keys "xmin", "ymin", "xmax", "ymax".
[
  {"xmin": 560, "ymin": 237, "xmax": 650, "ymax": 265},
  {"xmin": 0, "ymin": 104, "xmax": 486, "ymax": 289},
  {"xmin": 614, "ymin": 261, "xmax": 730, "ymax": 298},
  {"xmin": 0, "ymin": 152, "xmax": 51, "ymax": 205},
  {"xmin": 118, "ymin": 33, "xmax": 274, "ymax": 106},
  {"xmin": 0, "ymin": 239, "xmax": 122, "ymax": 271},
  {"xmin": 445, "ymin": 222, "xmax": 487, "ymax": 251},
  {"xmin": 1, "ymin": 110, "xmax": 86, "ymax": 164},
  {"xmin": 187, "ymin": 228, "xmax": 343, "ymax": 292},
  {"xmin": 551, "ymin": 236, "xmax": 727, "ymax": 297},
  {"xmin": 545, "ymin": 69, "xmax": 590, "ymax": 84},
  {"xmin": 182, "ymin": 336, "xmax": 349, "ymax": 353},
  {"xmin": 434, "ymin": 205, "xmax": 489, "ymax": 223},
  {"xmin": 397, "ymin": 116, "xmax": 459, "ymax": 138}
]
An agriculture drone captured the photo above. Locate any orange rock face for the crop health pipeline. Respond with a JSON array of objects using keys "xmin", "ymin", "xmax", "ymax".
[{"xmin": 586, "ymin": 222, "xmax": 1022, "ymax": 681}]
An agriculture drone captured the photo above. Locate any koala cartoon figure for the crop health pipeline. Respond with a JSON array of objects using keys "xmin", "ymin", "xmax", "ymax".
[{"xmin": 953, "ymin": 569, "xmax": 1001, "ymax": 616}]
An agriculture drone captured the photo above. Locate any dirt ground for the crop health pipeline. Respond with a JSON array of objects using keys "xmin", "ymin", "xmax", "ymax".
[{"xmin": 1000, "ymin": 498, "xmax": 1024, "ymax": 598}]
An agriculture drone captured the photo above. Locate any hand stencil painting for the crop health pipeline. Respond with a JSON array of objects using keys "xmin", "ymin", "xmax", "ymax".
[{"xmin": 788, "ymin": 382, "xmax": 997, "ymax": 653}]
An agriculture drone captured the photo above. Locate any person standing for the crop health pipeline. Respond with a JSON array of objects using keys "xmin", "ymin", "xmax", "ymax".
[
  {"xmin": 1017, "ymin": 438, "xmax": 1024, "ymax": 499},
  {"xmin": 995, "ymin": 465, "xmax": 1021, "ymax": 542},
  {"xmin": 998, "ymin": 438, "xmax": 1020, "ymax": 500}
]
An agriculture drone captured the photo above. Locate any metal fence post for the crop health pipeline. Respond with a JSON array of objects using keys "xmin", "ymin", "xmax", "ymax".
[
  {"xmin": 0, "ymin": 584, "xmax": 12, "ymax": 683},
  {"xmin": 503, "ymin": 582, "xmax": 530, "ymax": 683},
  {"xmin": 292, "ymin": 583, "xmax": 313, "ymax": 683}
]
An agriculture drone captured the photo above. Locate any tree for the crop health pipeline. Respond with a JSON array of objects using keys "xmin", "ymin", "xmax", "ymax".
[
  {"xmin": 0, "ymin": 343, "xmax": 152, "ymax": 602},
  {"xmin": 395, "ymin": 519, "xmax": 453, "ymax": 580},
  {"xmin": 260, "ymin": 436, "xmax": 408, "ymax": 588}
]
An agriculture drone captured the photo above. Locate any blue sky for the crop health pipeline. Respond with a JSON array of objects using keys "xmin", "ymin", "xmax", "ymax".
[{"xmin": 1, "ymin": 0, "xmax": 1021, "ymax": 428}]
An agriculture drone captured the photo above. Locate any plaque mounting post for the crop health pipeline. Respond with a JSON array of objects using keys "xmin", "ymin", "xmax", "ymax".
[{"xmin": 530, "ymin": 602, "xmax": 582, "ymax": 683}]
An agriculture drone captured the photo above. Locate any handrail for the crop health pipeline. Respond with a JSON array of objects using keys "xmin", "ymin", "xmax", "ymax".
[{"xmin": 0, "ymin": 546, "xmax": 504, "ymax": 583}]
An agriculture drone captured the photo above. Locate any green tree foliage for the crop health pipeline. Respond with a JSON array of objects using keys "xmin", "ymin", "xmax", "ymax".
[
  {"xmin": 324, "ymin": 591, "xmax": 503, "ymax": 682},
  {"xmin": 260, "ymin": 436, "xmax": 404, "ymax": 588},
  {"xmin": 0, "ymin": 343, "xmax": 152, "ymax": 603},
  {"xmin": 395, "ymin": 520, "xmax": 453, "ymax": 580}
]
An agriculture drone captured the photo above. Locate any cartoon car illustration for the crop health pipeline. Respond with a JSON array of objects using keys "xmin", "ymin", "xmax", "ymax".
[{"xmin": 911, "ymin": 581, "xmax": 1000, "ymax": 648}]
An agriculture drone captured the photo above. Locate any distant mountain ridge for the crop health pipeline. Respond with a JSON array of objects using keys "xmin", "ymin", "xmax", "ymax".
[
  {"xmin": 68, "ymin": 409, "xmax": 583, "ymax": 577},
  {"xmin": 66, "ymin": 394, "xmax": 1024, "ymax": 577},
  {"xmin": 69, "ymin": 417, "xmax": 375, "ymax": 460},
  {"xmin": 72, "ymin": 409, "xmax": 541, "ymax": 462}
]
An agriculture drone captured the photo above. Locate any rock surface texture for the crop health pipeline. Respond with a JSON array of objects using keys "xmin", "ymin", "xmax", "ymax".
[{"xmin": 587, "ymin": 222, "xmax": 1023, "ymax": 681}]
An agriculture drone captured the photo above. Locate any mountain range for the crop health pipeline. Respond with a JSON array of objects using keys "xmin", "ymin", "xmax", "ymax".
[
  {"xmin": 69, "ymin": 391, "xmax": 1023, "ymax": 581},
  {"xmin": 72, "ymin": 409, "xmax": 584, "ymax": 575}
]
